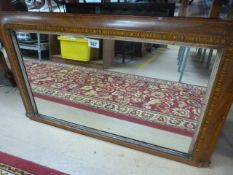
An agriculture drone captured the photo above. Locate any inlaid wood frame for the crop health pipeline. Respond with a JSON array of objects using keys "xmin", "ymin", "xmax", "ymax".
[{"xmin": 0, "ymin": 12, "xmax": 232, "ymax": 167}]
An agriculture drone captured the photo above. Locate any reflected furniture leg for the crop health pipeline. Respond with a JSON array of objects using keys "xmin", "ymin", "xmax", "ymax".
[
  {"xmin": 179, "ymin": 0, "xmax": 189, "ymax": 16},
  {"xmin": 197, "ymin": 48, "xmax": 202, "ymax": 57},
  {"xmin": 37, "ymin": 33, "xmax": 42, "ymax": 61},
  {"xmin": 103, "ymin": 39, "xmax": 115, "ymax": 69},
  {"xmin": 206, "ymin": 49, "xmax": 213, "ymax": 69},
  {"xmin": 179, "ymin": 47, "xmax": 190, "ymax": 83},
  {"xmin": 201, "ymin": 49, "xmax": 207, "ymax": 63},
  {"xmin": 177, "ymin": 46, "xmax": 186, "ymax": 72},
  {"xmin": 177, "ymin": 47, "xmax": 182, "ymax": 66},
  {"xmin": 209, "ymin": 0, "xmax": 224, "ymax": 18}
]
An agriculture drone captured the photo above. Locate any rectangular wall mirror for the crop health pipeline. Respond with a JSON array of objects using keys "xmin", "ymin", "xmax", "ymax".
[
  {"xmin": 1, "ymin": 12, "xmax": 233, "ymax": 167},
  {"xmin": 16, "ymin": 32, "xmax": 219, "ymax": 154}
]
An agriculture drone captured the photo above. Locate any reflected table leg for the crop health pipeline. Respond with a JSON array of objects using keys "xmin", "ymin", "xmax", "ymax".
[{"xmin": 103, "ymin": 39, "xmax": 115, "ymax": 69}]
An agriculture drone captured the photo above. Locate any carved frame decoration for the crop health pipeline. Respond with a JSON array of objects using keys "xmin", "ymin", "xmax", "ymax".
[{"xmin": 0, "ymin": 12, "xmax": 233, "ymax": 167}]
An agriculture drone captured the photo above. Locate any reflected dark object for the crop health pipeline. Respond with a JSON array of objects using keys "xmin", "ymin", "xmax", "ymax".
[
  {"xmin": 11, "ymin": 0, "xmax": 28, "ymax": 11},
  {"xmin": 66, "ymin": 2, "xmax": 175, "ymax": 16},
  {"xmin": 0, "ymin": 51, "xmax": 16, "ymax": 86},
  {"xmin": 0, "ymin": 0, "xmax": 27, "ymax": 11},
  {"xmin": 0, "ymin": 0, "xmax": 27, "ymax": 87},
  {"xmin": 25, "ymin": 0, "xmax": 45, "ymax": 10},
  {"xmin": 16, "ymin": 32, "xmax": 48, "ymax": 42}
]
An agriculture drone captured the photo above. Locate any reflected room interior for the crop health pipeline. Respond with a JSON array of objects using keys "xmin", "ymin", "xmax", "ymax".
[{"xmin": 15, "ymin": 31, "xmax": 219, "ymax": 154}]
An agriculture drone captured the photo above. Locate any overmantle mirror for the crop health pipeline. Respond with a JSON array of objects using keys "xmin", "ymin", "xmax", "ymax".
[
  {"xmin": 1, "ymin": 12, "xmax": 233, "ymax": 166},
  {"xmin": 15, "ymin": 33, "xmax": 218, "ymax": 154}
]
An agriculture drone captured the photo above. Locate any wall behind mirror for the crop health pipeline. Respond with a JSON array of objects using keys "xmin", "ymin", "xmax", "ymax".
[{"xmin": 15, "ymin": 31, "xmax": 220, "ymax": 154}]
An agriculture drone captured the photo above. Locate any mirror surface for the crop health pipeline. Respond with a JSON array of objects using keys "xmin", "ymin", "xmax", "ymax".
[{"xmin": 15, "ymin": 31, "xmax": 220, "ymax": 153}]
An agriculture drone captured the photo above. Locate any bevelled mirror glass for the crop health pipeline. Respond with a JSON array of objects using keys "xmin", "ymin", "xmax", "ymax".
[{"xmin": 14, "ymin": 31, "xmax": 220, "ymax": 154}]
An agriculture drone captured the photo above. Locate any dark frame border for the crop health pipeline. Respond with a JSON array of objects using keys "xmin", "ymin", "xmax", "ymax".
[{"xmin": 0, "ymin": 12, "xmax": 233, "ymax": 166}]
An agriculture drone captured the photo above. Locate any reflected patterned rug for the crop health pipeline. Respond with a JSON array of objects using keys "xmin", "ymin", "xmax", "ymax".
[
  {"xmin": 0, "ymin": 151, "xmax": 67, "ymax": 175},
  {"xmin": 25, "ymin": 61, "xmax": 207, "ymax": 137}
]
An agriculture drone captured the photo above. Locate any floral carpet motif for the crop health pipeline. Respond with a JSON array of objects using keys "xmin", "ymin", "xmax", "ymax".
[
  {"xmin": 0, "ymin": 151, "xmax": 67, "ymax": 175},
  {"xmin": 25, "ymin": 61, "xmax": 207, "ymax": 137}
]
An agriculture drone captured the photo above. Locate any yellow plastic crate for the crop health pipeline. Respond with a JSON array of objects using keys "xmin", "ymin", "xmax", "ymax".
[{"xmin": 58, "ymin": 36, "xmax": 91, "ymax": 62}]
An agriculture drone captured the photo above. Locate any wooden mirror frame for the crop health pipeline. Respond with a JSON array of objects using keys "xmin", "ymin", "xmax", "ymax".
[{"xmin": 0, "ymin": 12, "xmax": 232, "ymax": 167}]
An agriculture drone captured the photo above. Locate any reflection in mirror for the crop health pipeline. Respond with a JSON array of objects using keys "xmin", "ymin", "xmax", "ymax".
[{"xmin": 15, "ymin": 31, "xmax": 219, "ymax": 154}]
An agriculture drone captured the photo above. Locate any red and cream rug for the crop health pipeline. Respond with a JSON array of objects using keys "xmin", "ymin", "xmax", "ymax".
[
  {"xmin": 25, "ymin": 61, "xmax": 207, "ymax": 137},
  {"xmin": 0, "ymin": 151, "xmax": 67, "ymax": 175}
]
